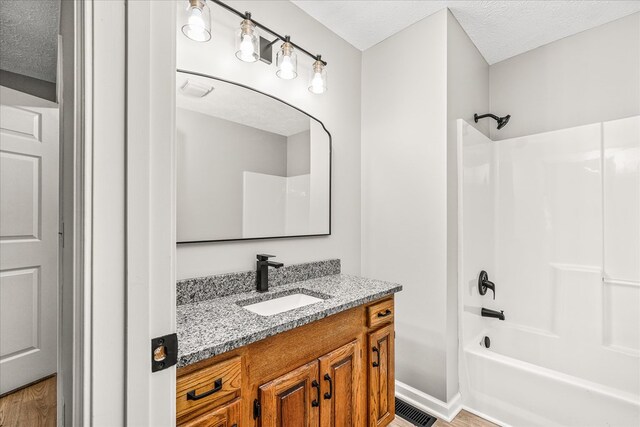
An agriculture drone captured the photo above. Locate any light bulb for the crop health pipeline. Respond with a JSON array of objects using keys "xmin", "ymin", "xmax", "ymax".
[
  {"xmin": 187, "ymin": 8, "xmax": 205, "ymax": 37},
  {"xmin": 308, "ymin": 57, "xmax": 327, "ymax": 94},
  {"xmin": 310, "ymin": 72, "xmax": 324, "ymax": 94},
  {"xmin": 276, "ymin": 39, "xmax": 297, "ymax": 79},
  {"xmin": 235, "ymin": 17, "xmax": 259, "ymax": 62},
  {"xmin": 239, "ymin": 35, "xmax": 255, "ymax": 61},
  {"xmin": 279, "ymin": 55, "xmax": 295, "ymax": 80},
  {"xmin": 182, "ymin": 2, "xmax": 211, "ymax": 42}
]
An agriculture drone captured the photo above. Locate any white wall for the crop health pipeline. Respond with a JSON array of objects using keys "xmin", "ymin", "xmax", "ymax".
[
  {"xmin": 362, "ymin": 9, "xmax": 449, "ymax": 401},
  {"xmin": 445, "ymin": 10, "xmax": 490, "ymax": 402},
  {"xmin": 176, "ymin": 110, "xmax": 287, "ymax": 241},
  {"xmin": 490, "ymin": 12, "xmax": 640, "ymax": 140},
  {"xmin": 176, "ymin": 0, "xmax": 361, "ymax": 279},
  {"xmin": 287, "ymin": 130, "xmax": 310, "ymax": 176},
  {"xmin": 362, "ymin": 8, "xmax": 491, "ymax": 406}
]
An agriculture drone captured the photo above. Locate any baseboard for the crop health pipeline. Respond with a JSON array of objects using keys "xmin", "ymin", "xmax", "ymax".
[
  {"xmin": 395, "ymin": 381, "xmax": 462, "ymax": 422},
  {"xmin": 462, "ymin": 405, "xmax": 510, "ymax": 427}
]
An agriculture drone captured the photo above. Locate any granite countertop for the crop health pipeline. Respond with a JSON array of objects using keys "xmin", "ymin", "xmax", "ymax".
[{"xmin": 177, "ymin": 274, "xmax": 402, "ymax": 367}]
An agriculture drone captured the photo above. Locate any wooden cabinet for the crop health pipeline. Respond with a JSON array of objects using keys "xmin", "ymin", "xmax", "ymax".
[
  {"xmin": 318, "ymin": 340, "xmax": 362, "ymax": 427},
  {"xmin": 368, "ymin": 324, "xmax": 395, "ymax": 427},
  {"xmin": 259, "ymin": 360, "xmax": 320, "ymax": 427},
  {"xmin": 177, "ymin": 296, "xmax": 395, "ymax": 427},
  {"xmin": 259, "ymin": 340, "xmax": 361, "ymax": 427}
]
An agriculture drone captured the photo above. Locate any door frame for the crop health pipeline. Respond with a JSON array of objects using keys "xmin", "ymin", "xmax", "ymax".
[
  {"xmin": 61, "ymin": 0, "xmax": 177, "ymax": 425},
  {"xmin": 58, "ymin": 0, "xmax": 88, "ymax": 424},
  {"xmin": 125, "ymin": 0, "xmax": 177, "ymax": 425}
]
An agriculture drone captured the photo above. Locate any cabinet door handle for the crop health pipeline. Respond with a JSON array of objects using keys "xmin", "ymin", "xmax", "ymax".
[
  {"xmin": 323, "ymin": 373, "xmax": 333, "ymax": 399},
  {"xmin": 377, "ymin": 309, "xmax": 392, "ymax": 317},
  {"xmin": 186, "ymin": 378, "xmax": 222, "ymax": 401},
  {"xmin": 372, "ymin": 347, "xmax": 380, "ymax": 367},
  {"xmin": 311, "ymin": 380, "xmax": 320, "ymax": 407}
]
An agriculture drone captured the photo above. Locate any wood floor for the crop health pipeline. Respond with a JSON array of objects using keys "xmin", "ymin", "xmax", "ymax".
[
  {"xmin": 391, "ymin": 409, "xmax": 498, "ymax": 427},
  {"xmin": 0, "ymin": 375, "xmax": 56, "ymax": 427}
]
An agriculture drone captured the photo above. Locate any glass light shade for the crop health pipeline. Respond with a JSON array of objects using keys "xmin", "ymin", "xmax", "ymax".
[
  {"xmin": 276, "ymin": 42, "xmax": 298, "ymax": 80},
  {"xmin": 181, "ymin": 0, "xmax": 211, "ymax": 42},
  {"xmin": 235, "ymin": 19, "xmax": 259, "ymax": 63},
  {"xmin": 308, "ymin": 59, "xmax": 327, "ymax": 94}
]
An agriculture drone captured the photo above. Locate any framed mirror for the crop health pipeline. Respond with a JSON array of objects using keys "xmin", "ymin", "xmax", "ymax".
[{"xmin": 176, "ymin": 71, "xmax": 331, "ymax": 243}]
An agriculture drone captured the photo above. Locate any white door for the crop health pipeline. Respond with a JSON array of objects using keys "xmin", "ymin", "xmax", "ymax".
[{"xmin": 0, "ymin": 87, "xmax": 59, "ymax": 394}]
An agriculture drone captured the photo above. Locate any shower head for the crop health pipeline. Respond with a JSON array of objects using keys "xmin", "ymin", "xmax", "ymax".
[
  {"xmin": 474, "ymin": 113, "xmax": 511, "ymax": 130},
  {"xmin": 497, "ymin": 114, "xmax": 510, "ymax": 130}
]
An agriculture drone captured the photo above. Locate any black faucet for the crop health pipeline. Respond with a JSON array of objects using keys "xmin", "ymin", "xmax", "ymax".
[
  {"xmin": 478, "ymin": 270, "xmax": 496, "ymax": 299},
  {"xmin": 256, "ymin": 254, "xmax": 284, "ymax": 292},
  {"xmin": 481, "ymin": 308, "xmax": 505, "ymax": 321}
]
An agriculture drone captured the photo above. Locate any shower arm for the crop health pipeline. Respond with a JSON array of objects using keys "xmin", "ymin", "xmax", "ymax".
[{"xmin": 474, "ymin": 113, "xmax": 500, "ymax": 122}]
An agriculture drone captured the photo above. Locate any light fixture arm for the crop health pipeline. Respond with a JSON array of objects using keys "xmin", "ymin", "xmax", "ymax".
[{"xmin": 211, "ymin": 0, "xmax": 327, "ymax": 66}]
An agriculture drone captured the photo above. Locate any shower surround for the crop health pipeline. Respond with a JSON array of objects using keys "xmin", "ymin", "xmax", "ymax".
[{"xmin": 458, "ymin": 116, "xmax": 640, "ymax": 426}]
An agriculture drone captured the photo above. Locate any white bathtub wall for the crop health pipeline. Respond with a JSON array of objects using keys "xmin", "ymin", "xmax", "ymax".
[
  {"xmin": 458, "ymin": 120, "xmax": 495, "ymax": 345},
  {"xmin": 285, "ymin": 174, "xmax": 311, "ymax": 235},
  {"xmin": 242, "ymin": 173, "xmax": 314, "ymax": 238},
  {"xmin": 242, "ymin": 172, "xmax": 287, "ymax": 238},
  {"xmin": 457, "ymin": 120, "xmax": 496, "ymax": 417},
  {"xmin": 459, "ymin": 117, "xmax": 640, "ymax": 426},
  {"xmin": 603, "ymin": 116, "xmax": 640, "ymax": 354},
  {"xmin": 495, "ymin": 123, "xmax": 602, "ymax": 334}
]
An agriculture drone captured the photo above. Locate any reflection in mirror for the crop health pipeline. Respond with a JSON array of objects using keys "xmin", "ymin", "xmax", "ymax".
[{"xmin": 176, "ymin": 71, "xmax": 331, "ymax": 243}]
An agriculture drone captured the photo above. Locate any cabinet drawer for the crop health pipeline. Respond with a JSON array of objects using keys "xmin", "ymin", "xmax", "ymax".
[
  {"xmin": 367, "ymin": 299, "xmax": 394, "ymax": 328},
  {"xmin": 178, "ymin": 399, "xmax": 240, "ymax": 427},
  {"xmin": 177, "ymin": 357, "xmax": 242, "ymax": 424}
]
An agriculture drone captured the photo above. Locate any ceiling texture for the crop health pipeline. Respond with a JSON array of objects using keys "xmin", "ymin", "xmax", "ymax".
[
  {"xmin": 0, "ymin": 0, "xmax": 60, "ymax": 83},
  {"xmin": 177, "ymin": 73, "xmax": 311, "ymax": 137},
  {"xmin": 291, "ymin": 0, "xmax": 640, "ymax": 64}
]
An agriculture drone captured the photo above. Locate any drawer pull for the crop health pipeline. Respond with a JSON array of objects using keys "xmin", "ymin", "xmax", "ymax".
[
  {"xmin": 312, "ymin": 380, "xmax": 320, "ymax": 407},
  {"xmin": 377, "ymin": 309, "xmax": 392, "ymax": 318},
  {"xmin": 323, "ymin": 373, "xmax": 333, "ymax": 399},
  {"xmin": 186, "ymin": 378, "xmax": 222, "ymax": 401},
  {"xmin": 372, "ymin": 347, "xmax": 380, "ymax": 367}
]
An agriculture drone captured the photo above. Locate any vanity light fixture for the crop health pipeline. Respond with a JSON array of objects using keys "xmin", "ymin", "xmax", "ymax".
[
  {"xmin": 276, "ymin": 36, "xmax": 297, "ymax": 80},
  {"xmin": 309, "ymin": 55, "xmax": 327, "ymax": 94},
  {"xmin": 183, "ymin": 0, "xmax": 329, "ymax": 94},
  {"xmin": 182, "ymin": 0, "xmax": 212, "ymax": 42},
  {"xmin": 235, "ymin": 13, "xmax": 260, "ymax": 63}
]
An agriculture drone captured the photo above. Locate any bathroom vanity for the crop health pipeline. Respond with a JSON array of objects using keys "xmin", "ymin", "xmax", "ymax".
[{"xmin": 175, "ymin": 260, "xmax": 401, "ymax": 426}]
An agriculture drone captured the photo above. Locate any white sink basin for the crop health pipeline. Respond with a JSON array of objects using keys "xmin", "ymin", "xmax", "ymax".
[{"xmin": 242, "ymin": 293, "xmax": 324, "ymax": 316}]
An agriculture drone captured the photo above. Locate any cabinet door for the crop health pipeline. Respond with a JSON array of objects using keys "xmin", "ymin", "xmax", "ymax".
[
  {"xmin": 368, "ymin": 324, "xmax": 395, "ymax": 427},
  {"xmin": 318, "ymin": 339, "xmax": 362, "ymax": 427},
  {"xmin": 259, "ymin": 361, "xmax": 320, "ymax": 427},
  {"xmin": 179, "ymin": 399, "xmax": 240, "ymax": 427}
]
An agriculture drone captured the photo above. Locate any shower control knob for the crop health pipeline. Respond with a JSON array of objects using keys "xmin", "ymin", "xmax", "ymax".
[{"xmin": 478, "ymin": 270, "xmax": 496, "ymax": 299}]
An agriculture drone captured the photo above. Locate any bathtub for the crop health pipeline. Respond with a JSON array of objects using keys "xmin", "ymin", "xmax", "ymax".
[
  {"xmin": 458, "ymin": 117, "xmax": 640, "ymax": 426},
  {"xmin": 460, "ymin": 325, "xmax": 640, "ymax": 427}
]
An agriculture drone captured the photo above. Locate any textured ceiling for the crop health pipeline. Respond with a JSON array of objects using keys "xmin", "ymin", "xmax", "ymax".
[
  {"xmin": 176, "ymin": 72, "xmax": 311, "ymax": 137},
  {"xmin": 291, "ymin": 0, "xmax": 640, "ymax": 64},
  {"xmin": 0, "ymin": 0, "xmax": 60, "ymax": 83}
]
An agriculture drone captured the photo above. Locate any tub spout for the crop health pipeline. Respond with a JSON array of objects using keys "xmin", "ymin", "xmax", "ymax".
[{"xmin": 481, "ymin": 307, "xmax": 505, "ymax": 321}]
